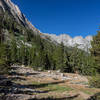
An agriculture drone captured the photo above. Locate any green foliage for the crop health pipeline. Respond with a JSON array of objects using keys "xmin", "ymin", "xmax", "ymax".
[
  {"xmin": 0, "ymin": 43, "xmax": 10, "ymax": 75},
  {"xmin": 10, "ymin": 35, "xmax": 18, "ymax": 63},
  {"xmin": 89, "ymin": 74, "xmax": 100, "ymax": 88},
  {"xmin": 89, "ymin": 31, "xmax": 100, "ymax": 88},
  {"xmin": 90, "ymin": 31, "xmax": 100, "ymax": 73},
  {"xmin": 0, "ymin": 59, "xmax": 9, "ymax": 75},
  {"xmin": 0, "ymin": 10, "xmax": 97, "ymax": 76}
]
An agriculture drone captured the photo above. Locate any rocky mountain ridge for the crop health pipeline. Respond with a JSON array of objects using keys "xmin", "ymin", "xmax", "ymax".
[
  {"xmin": 44, "ymin": 33, "xmax": 92, "ymax": 51},
  {"xmin": 0, "ymin": 0, "xmax": 93, "ymax": 51},
  {"xmin": 0, "ymin": 0, "xmax": 40, "ymax": 33}
]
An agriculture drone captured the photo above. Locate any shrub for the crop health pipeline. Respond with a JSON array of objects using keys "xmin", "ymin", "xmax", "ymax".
[
  {"xmin": 89, "ymin": 74, "xmax": 100, "ymax": 88},
  {"xmin": 0, "ymin": 59, "xmax": 10, "ymax": 75}
]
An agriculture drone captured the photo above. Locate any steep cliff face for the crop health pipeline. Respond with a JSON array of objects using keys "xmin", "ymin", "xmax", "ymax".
[{"xmin": 0, "ymin": 0, "xmax": 40, "ymax": 33}]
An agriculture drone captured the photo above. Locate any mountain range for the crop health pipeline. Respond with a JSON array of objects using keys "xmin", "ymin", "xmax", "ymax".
[
  {"xmin": 0, "ymin": 0, "xmax": 92, "ymax": 51},
  {"xmin": 44, "ymin": 33, "xmax": 92, "ymax": 51}
]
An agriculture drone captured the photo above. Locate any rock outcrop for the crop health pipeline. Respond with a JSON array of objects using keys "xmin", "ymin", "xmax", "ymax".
[
  {"xmin": 0, "ymin": 0, "xmax": 40, "ymax": 33},
  {"xmin": 44, "ymin": 33, "xmax": 92, "ymax": 51}
]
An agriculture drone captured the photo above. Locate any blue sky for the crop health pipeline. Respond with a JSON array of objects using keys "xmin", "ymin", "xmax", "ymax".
[{"xmin": 12, "ymin": 0, "xmax": 100, "ymax": 37}]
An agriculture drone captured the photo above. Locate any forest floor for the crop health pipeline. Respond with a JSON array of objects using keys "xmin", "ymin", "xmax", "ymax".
[{"xmin": 0, "ymin": 65, "xmax": 100, "ymax": 100}]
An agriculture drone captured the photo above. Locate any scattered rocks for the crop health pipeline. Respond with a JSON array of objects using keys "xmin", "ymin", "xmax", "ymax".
[
  {"xmin": 21, "ymin": 65, "xmax": 25, "ymax": 67},
  {"xmin": 56, "ymin": 70, "xmax": 61, "ymax": 73},
  {"xmin": 1, "ymin": 65, "xmax": 90, "ymax": 100},
  {"xmin": 70, "ymin": 81, "xmax": 88, "ymax": 86},
  {"xmin": 61, "ymin": 73, "xmax": 64, "ymax": 77}
]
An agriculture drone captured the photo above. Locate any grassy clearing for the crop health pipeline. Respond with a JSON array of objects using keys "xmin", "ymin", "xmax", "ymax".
[
  {"xmin": 30, "ymin": 81, "xmax": 73, "ymax": 93},
  {"xmin": 46, "ymin": 84, "xmax": 73, "ymax": 92},
  {"xmin": 80, "ymin": 89, "xmax": 94, "ymax": 95}
]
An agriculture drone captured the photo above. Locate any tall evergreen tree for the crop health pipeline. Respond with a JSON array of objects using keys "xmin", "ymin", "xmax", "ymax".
[
  {"xmin": 0, "ymin": 43, "xmax": 10, "ymax": 74},
  {"xmin": 10, "ymin": 35, "xmax": 18, "ymax": 63},
  {"xmin": 90, "ymin": 31, "xmax": 100, "ymax": 73}
]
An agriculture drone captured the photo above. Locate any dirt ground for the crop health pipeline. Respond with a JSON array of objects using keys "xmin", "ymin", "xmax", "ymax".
[{"xmin": 3, "ymin": 65, "xmax": 100, "ymax": 100}]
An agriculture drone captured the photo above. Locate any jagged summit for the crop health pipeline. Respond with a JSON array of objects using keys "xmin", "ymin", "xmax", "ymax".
[
  {"xmin": 44, "ymin": 33, "xmax": 92, "ymax": 51},
  {"xmin": 0, "ymin": 0, "xmax": 40, "ymax": 32}
]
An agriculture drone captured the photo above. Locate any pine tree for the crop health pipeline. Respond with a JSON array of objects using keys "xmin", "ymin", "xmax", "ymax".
[
  {"xmin": 90, "ymin": 31, "xmax": 100, "ymax": 73},
  {"xmin": 60, "ymin": 42, "xmax": 69, "ymax": 72},
  {"xmin": 0, "ymin": 43, "xmax": 10, "ymax": 74},
  {"xmin": 0, "ymin": 11, "xmax": 4, "ymax": 43},
  {"xmin": 10, "ymin": 35, "xmax": 18, "ymax": 64}
]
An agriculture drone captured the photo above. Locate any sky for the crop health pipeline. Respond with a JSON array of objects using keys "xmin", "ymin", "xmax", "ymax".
[{"xmin": 12, "ymin": 0, "xmax": 100, "ymax": 37}]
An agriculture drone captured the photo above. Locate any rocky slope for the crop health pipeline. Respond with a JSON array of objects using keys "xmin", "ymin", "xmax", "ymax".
[
  {"xmin": 0, "ymin": 0, "xmax": 40, "ymax": 33},
  {"xmin": 1, "ymin": 65, "xmax": 99, "ymax": 100},
  {"xmin": 0, "ymin": 0, "xmax": 92, "ymax": 51}
]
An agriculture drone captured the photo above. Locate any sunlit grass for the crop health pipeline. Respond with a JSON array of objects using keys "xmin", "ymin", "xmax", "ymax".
[
  {"xmin": 46, "ymin": 84, "xmax": 73, "ymax": 92},
  {"xmin": 31, "ymin": 81, "xmax": 73, "ymax": 92},
  {"xmin": 80, "ymin": 89, "xmax": 93, "ymax": 95}
]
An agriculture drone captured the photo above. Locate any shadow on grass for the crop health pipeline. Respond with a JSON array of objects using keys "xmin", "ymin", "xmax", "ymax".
[
  {"xmin": 9, "ymin": 71, "xmax": 40, "ymax": 76},
  {"xmin": 0, "ymin": 76, "xmax": 65, "ymax": 95},
  {"xmin": 15, "ymin": 89, "xmax": 54, "ymax": 95},
  {"xmin": 10, "ymin": 76, "xmax": 26, "ymax": 81},
  {"xmin": 10, "ymin": 66, "xmax": 40, "ymax": 76},
  {"xmin": 28, "ymin": 94, "xmax": 79, "ymax": 100},
  {"xmin": 0, "ymin": 66, "xmax": 77, "ymax": 100},
  {"xmin": 14, "ymin": 81, "xmax": 65, "ymax": 89},
  {"xmin": 87, "ymin": 92, "xmax": 100, "ymax": 100}
]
